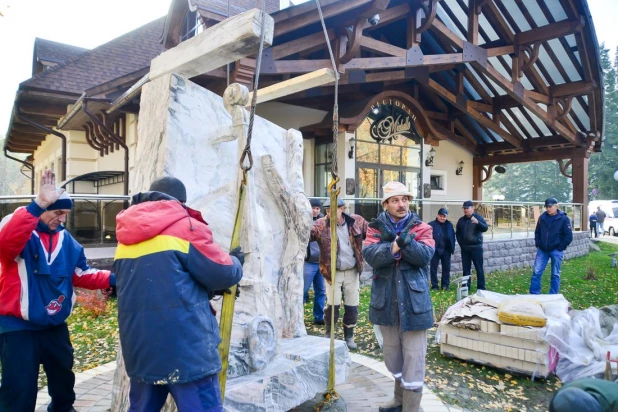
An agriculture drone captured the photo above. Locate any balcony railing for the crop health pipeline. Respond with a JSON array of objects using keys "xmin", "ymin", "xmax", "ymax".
[{"xmin": 0, "ymin": 195, "xmax": 584, "ymax": 244}]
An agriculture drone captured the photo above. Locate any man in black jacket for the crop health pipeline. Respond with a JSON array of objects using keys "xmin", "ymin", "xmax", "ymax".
[
  {"xmin": 428, "ymin": 208, "xmax": 456, "ymax": 290},
  {"xmin": 456, "ymin": 201, "xmax": 489, "ymax": 290},
  {"xmin": 596, "ymin": 206, "xmax": 607, "ymax": 236}
]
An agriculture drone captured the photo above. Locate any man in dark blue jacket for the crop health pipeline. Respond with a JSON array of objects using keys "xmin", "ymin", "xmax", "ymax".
[
  {"xmin": 114, "ymin": 176, "xmax": 244, "ymax": 411},
  {"xmin": 529, "ymin": 198, "xmax": 573, "ymax": 294},
  {"xmin": 428, "ymin": 208, "xmax": 456, "ymax": 290},
  {"xmin": 456, "ymin": 201, "xmax": 489, "ymax": 290}
]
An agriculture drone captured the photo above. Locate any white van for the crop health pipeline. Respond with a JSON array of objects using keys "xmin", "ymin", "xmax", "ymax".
[{"xmin": 589, "ymin": 200, "xmax": 618, "ymax": 236}]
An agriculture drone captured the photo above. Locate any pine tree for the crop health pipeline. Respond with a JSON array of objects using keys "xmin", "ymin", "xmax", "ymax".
[
  {"xmin": 589, "ymin": 44, "xmax": 618, "ymax": 200},
  {"xmin": 0, "ymin": 136, "xmax": 30, "ymax": 196}
]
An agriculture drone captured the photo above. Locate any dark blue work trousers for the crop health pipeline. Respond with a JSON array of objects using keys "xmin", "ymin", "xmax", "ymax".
[
  {"xmin": 461, "ymin": 247, "xmax": 486, "ymax": 290},
  {"xmin": 0, "ymin": 324, "xmax": 75, "ymax": 412},
  {"xmin": 129, "ymin": 373, "xmax": 222, "ymax": 412},
  {"xmin": 430, "ymin": 250, "xmax": 451, "ymax": 290}
]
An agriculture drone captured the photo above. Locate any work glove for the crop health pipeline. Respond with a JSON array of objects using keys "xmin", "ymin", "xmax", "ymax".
[
  {"xmin": 396, "ymin": 219, "xmax": 419, "ymax": 248},
  {"xmin": 229, "ymin": 247, "xmax": 245, "ymax": 266},
  {"xmin": 368, "ymin": 218, "xmax": 396, "ymax": 242},
  {"xmin": 214, "ymin": 285, "xmax": 241, "ymax": 299}
]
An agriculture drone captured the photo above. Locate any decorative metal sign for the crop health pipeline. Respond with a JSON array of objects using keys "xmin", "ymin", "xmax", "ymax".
[{"xmin": 367, "ymin": 99, "xmax": 422, "ymax": 144}]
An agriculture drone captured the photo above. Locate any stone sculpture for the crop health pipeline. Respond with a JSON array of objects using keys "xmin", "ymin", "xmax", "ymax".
[{"xmin": 111, "ymin": 74, "xmax": 349, "ymax": 412}]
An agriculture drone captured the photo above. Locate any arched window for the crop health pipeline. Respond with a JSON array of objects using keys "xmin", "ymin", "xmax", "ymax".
[{"xmin": 180, "ymin": 9, "xmax": 203, "ymax": 42}]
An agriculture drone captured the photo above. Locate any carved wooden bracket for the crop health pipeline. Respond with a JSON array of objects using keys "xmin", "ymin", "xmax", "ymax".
[
  {"xmin": 416, "ymin": 0, "xmax": 438, "ymax": 35},
  {"xmin": 339, "ymin": 19, "xmax": 366, "ymax": 64},
  {"xmin": 557, "ymin": 159, "xmax": 573, "ymax": 178},
  {"xmin": 554, "ymin": 96, "xmax": 573, "ymax": 121},
  {"xmin": 519, "ymin": 43, "xmax": 540, "ymax": 75},
  {"xmin": 480, "ymin": 165, "xmax": 494, "ymax": 183}
]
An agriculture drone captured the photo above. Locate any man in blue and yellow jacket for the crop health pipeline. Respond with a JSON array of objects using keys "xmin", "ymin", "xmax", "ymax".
[
  {"xmin": 114, "ymin": 176, "xmax": 244, "ymax": 411},
  {"xmin": 0, "ymin": 169, "xmax": 114, "ymax": 411}
]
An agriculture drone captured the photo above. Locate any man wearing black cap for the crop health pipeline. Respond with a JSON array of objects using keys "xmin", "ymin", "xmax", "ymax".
[
  {"xmin": 114, "ymin": 175, "xmax": 244, "ymax": 411},
  {"xmin": 303, "ymin": 199, "xmax": 326, "ymax": 325},
  {"xmin": 310, "ymin": 199, "xmax": 367, "ymax": 349},
  {"xmin": 456, "ymin": 201, "xmax": 489, "ymax": 290},
  {"xmin": 529, "ymin": 198, "xmax": 573, "ymax": 294},
  {"xmin": 428, "ymin": 208, "xmax": 456, "ymax": 290},
  {"xmin": 0, "ymin": 169, "xmax": 115, "ymax": 411}
]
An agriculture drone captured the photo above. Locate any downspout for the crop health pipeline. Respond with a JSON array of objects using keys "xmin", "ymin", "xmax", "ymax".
[
  {"xmin": 83, "ymin": 98, "xmax": 129, "ymax": 196},
  {"xmin": 3, "ymin": 148, "xmax": 34, "ymax": 194},
  {"xmin": 15, "ymin": 114, "xmax": 67, "ymax": 181}
]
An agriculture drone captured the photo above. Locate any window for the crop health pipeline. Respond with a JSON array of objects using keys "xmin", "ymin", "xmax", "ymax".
[
  {"xmin": 314, "ymin": 143, "xmax": 333, "ymax": 197},
  {"xmin": 430, "ymin": 170, "xmax": 447, "ymax": 195},
  {"xmin": 180, "ymin": 9, "xmax": 204, "ymax": 42}
]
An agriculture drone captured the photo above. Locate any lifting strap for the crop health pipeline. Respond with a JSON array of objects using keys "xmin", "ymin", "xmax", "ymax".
[{"xmin": 218, "ymin": 0, "xmax": 268, "ymax": 399}]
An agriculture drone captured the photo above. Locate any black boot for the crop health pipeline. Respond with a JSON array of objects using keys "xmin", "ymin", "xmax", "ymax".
[{"xmin": 343, "ymin": 326, "xmax": 358, "ymax": 350}]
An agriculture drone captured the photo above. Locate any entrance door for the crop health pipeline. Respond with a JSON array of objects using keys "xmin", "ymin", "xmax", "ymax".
[{"xmin": 356, "ymin": 166, "xmax": 420, "ymax": 219}]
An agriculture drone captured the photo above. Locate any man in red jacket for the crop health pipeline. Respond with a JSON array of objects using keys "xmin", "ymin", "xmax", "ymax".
[{"xmin": 0, "ymin": 169, "xmax": 115, "ymax": 412}]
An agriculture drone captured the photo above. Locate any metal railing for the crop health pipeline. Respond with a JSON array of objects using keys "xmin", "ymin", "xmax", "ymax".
[
  {"xmin": 310, "ymin": 197, "xmax": 585, "ymax": 240},
  {"xmin": 1, "ymin": 194, "xmax": 584, "ymax": 244}
]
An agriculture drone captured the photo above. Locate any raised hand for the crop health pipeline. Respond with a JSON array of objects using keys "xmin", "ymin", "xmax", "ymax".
[
  {"xmin": 368, "ymin": 218, "xmax": 396, "ymax": 242},
  {"xmin": 35, "ymin": 169, "xmax": 64, "ymax": 209}
]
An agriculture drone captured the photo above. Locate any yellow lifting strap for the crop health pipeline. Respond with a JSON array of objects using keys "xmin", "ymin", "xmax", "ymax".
[{"xmin": 217, "ymin": 173, "xmax": 247, "ymax": 398}]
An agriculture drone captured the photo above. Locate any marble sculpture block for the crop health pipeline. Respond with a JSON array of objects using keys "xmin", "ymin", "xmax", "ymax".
[{"xmin": 110, "ymin": 73, "xmax": 350, "ymax": 411}]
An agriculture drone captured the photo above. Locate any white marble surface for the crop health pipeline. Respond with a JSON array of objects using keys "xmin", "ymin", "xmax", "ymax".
[{"xmin": 111, "ymin": 74, "xmax": 344, "ymax": 410}]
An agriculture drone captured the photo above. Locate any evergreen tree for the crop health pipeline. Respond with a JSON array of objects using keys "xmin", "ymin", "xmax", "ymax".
[
  {"xmin": 0, "ymin": 136, "xmax": 31, "ymax": 196},
  {"xmin": 589, "ymin": 44, "xmax": 618, "ymax": 200}
]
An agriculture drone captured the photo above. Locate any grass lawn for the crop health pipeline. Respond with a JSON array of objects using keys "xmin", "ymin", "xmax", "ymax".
[{"xmin": 304, "ymin": 241, "xmax": 618, "ymax": 411}]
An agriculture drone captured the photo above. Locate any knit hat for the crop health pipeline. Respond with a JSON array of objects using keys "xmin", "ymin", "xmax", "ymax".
[
  {"xmin": 47, "ymin": 192, "xmax": 73, "ymax": 211},
  {"xmin": 381, "ymin": 181, "xmax": 413, "ymax": 205},
  {"xmin": 149, "ymin": 176, "xmax": 187, "ymax": 203},
  {"xmin": 323, "ymin": 199, "xmax": 345, "ymax": 209},
  {"xmin": 309, "ymin": 198, "xmax": 322, "ymax": 208}
]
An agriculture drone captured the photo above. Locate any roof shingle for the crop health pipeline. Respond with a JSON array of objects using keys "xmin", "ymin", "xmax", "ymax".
[
  {"xmin": 34, "ymin": 38, "xmax": 89, "ymax": 65},
  {"xmin": 22, "ymin": 17, "xmax": 165, "ymax": 95}
]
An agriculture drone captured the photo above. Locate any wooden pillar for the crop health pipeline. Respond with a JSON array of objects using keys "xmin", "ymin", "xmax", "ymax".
[
  {"xmin": 473, "ymin": 163, "xmax": 483, "ymax": 201},
  {"xmin": 572, "ymin": 156, "xmax": 589, "ymax": 231}
]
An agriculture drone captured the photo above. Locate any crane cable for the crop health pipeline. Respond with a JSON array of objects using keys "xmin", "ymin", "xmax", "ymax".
[{"xmin": 218, "ymin": 0, "xmax": 267, "ymax": 399}]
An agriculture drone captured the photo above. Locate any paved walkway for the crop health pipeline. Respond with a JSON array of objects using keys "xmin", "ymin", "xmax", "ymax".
[{"xmin": 35, "ymin": 354, "xmax": 459, "ymax": 412}]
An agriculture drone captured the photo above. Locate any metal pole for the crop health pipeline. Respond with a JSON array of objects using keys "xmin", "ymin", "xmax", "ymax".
[{"xmin": 510, "ymin": 205, "xmax": 514, "ymax": 239}]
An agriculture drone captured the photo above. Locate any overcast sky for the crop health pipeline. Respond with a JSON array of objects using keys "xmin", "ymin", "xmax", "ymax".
[{"xmin": 0, "ymin": 0, "xmax": 617, "ymax": 136}]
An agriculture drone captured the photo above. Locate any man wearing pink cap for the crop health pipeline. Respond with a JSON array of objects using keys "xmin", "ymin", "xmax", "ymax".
[{"xmin": 363, "ymin": 181, "xmax": 435, "ymax": 412}]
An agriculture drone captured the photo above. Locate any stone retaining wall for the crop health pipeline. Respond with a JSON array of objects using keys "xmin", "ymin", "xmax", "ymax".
[{"xmin": 361, "ymin": 232, "xmax": 590, "ymax": 284}]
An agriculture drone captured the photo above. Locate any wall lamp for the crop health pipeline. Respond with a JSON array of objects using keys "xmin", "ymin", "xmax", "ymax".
[
  {"xmin": 348, "ymin": 138, "xmax": 355, "ymax": 159},
  {"xmin": 455, "ymin": 160, "xmax": 464, "ymax": 175},
  {"xmin": 425, "ymin": 146, "xmax": 436, "ymax": 167}
]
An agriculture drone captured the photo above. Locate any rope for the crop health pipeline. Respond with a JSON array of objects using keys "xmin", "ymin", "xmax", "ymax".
[
  {"xmin": 239, "ymin": 0, "xmax": 267, "ymax": 172},
  {"xmin": 314, "ymin": 0, "xmax": 342, "ymax": 406}
]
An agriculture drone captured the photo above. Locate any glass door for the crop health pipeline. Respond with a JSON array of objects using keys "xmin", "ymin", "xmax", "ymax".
[{"xmin": 356, "ymin": 166, "xmax": 420, "ymax": 219}]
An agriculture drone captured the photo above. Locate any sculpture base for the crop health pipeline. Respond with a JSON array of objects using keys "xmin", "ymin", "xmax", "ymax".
[{"xmin": 224, "ymin": 336, "xmax": 350, "ymax": 411}]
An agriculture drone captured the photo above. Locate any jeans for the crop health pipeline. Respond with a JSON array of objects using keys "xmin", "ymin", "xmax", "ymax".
[
  {"xmin": 461, "ymin": 248, "xmax": 485, "ymax": 290},
  {"xmin": 129, "ymin": 374, "xmax": 221, "ymax": 412},
  {"xmin": 0, "ymin": 324, "xmax": 75, "ymax": 412},
  {"xmin": 598, "ymin": 221, "xmax": 605, "ymax": 235},
  {"xmin": 529, "ymin": 248, "xmax": 564, "ymax": 294},
  {"xmin": 430, "ymin": 250, "xmax": 451, "ymax": 289},
  {"xmin": 303, "ymin": 262, "xmax": 326, "ymax": 321},
  {"xmin": 590, "ymin": 223, "xmax": 598, "ymax": 238}
]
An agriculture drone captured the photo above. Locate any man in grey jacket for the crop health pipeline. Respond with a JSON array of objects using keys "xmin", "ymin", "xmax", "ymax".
[{"xmin": 363, "ymin": 181, "xmax": 435, "ymax": 412}]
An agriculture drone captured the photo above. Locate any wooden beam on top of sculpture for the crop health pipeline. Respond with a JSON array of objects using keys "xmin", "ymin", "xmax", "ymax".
[
  {"xmin": 246, "ymin": 68, "xmax": 337, "ymax": 106},
  {"xmin": 473, "ymin": 147, "xmax": 588, "ymax": 165},
  {"xmin": 149, "ymin": 9, "xmax": 274, "ymax": 81}
]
